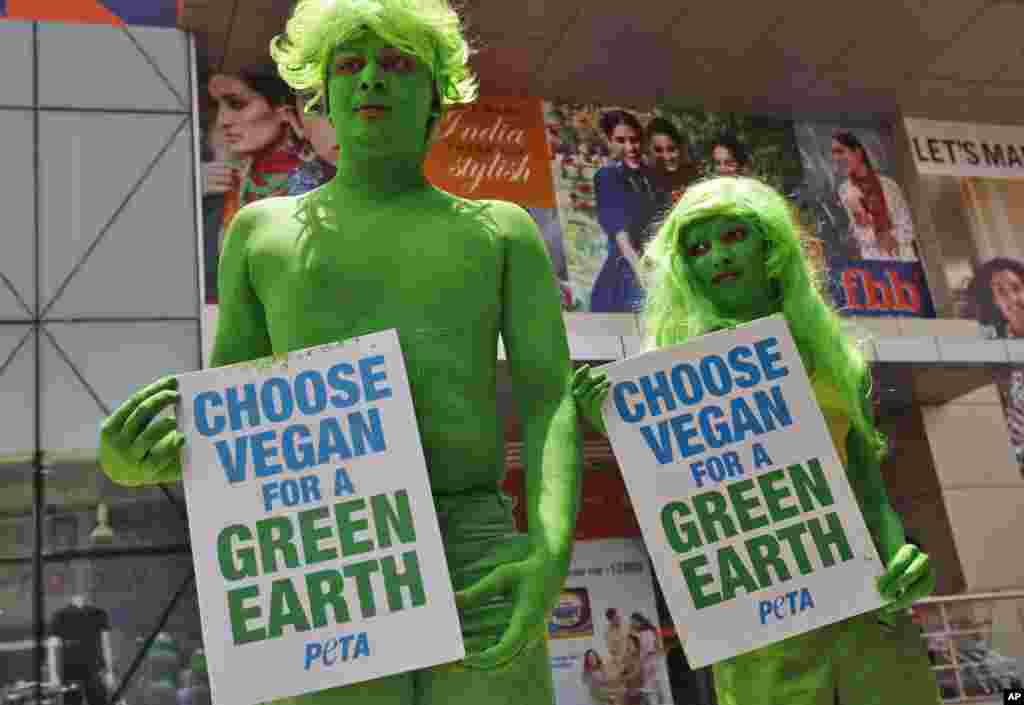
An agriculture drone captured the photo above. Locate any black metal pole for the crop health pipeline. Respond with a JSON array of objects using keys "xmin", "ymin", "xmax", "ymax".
[
  {"xmin": 32, "ymin": 453, "xmax": 44, "ymax": 703},
  {"xmin": 31, "ymin": 20, "xmax": 44, "ymax": 705}
]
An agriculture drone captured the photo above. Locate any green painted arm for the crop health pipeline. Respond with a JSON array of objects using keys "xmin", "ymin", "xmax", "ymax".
[
  {"xmin": 456, "ymin": 202, "xmax": 581, "ymax": 669},
  {"xmin": 845, "ymin": 378, "xmax": 936, "ymax": 614},
  {"xmin": 208, "ymin": 205, "xmax": 274, "ymax": 369},
  {"xmin": 98, "ymin": 205, "xmax": 271, "ymax": 487}
]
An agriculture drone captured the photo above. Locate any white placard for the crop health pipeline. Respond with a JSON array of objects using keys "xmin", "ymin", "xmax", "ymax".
[
  {"xmin": 177, "ymin": 329, "xmax": 463, "ymax": 704},
  {"xmin": 905, "ymin": 117, "xmax": 1024, "ymax": 179},
  {"xmin": 601, "ymin": 315, "xmax": 885, "ymax": 668}
]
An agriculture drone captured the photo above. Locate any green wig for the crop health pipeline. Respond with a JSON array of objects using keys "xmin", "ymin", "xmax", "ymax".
[
  {"xmin": 642, "ymin": 176, "xmax": 886, "ymax": 460},
  {"xmin": 269, "ymin": 0, "xmax": 478, "ymax": 114}
]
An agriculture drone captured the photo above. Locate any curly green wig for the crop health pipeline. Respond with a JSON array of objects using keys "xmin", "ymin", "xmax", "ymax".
[
  {"xmin": 269, "ymin": 0, "xmax": 477, "ymax": 114},
  {"xmin": 642, "ymin": 176, "xmax": 886, "ymax": 460}
]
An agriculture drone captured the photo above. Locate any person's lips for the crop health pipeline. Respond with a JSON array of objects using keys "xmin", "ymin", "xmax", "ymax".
[
  {"xmin": 355, "ymin": 104, "xmax": 390, "ymax": 119},
  {"xmin": 712, "ymin": 271, "xmax": 740, "ymax": 285}
]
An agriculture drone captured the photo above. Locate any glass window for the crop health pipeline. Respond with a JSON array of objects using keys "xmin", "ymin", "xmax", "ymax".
[
  {"xmin": 45, "ymin": 554, "xmax": 199, "ymax": 704},
  {"xmin": 44, "ymin": 461, "xmax": 188, "ymax": 552}
]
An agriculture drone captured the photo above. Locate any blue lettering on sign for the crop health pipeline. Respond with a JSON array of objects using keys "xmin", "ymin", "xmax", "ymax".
[
  {"xmin": 304, "ymin": 632, "xmax": 371, "ymax": 670},
  {"xmin": 758, "ymin": 588, "xmax": 815, "ymax": 625},
  {"xmin": 614, "ymin": 381, "xmax": 644, "ymax": 423},
  {"xmin": 334, "ymin": 468, "xmax": 356, "ymax": 497},
  {"xmin": 214, "ymin": 412, "xmax": 387, "ymax": 484},
  {"xmin": 613, "ymin": 338, "xmax": 790, "ymax": 427},
  {"xmin": 262, "ymin": 475, "xmax": 322, "ymax": 512},
  {"xmin": 193, "ymin": 355, "xmax": 394, "ymax": 441},
  {"xmin": 636, "ymin": 387, "xmax": 792, "ymax": 465},
  {"xmin": 690, "ymin": 451, "xmax": 744, "ymax": 488},
  {"xmin": 194, "ymin": 392, "xmax": 225, "ymax": 436}
]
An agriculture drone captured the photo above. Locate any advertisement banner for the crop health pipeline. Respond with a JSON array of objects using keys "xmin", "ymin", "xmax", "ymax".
[
  {"xmin": 425, "ymin": 97, "xmax": 556, "ymax": 208},
  {"xmin": 909, "ymin": 119, "xmax": 1024, "ymax": 472},
  {"xmin": 905, "ymin": 117, "xmax": 1024, "ymax": 180},
  {"xmin": 545, "ymin": 102, "xmax": 802, "ymax": 313},
  {"xmin": 827, "ymin": 259, "xmax": 936, "ymax": 318},
  {"xmin": 424, "ymin": 96, "xmax": 570, "ymax": 308},
  {"xmin": 200, "ymin": 94, "xmax": 571, "ymax": 364},
  {"xmin": 548, "ymin": 539, "xmax": 673, "ymax": 705},
  {"xmin": 794, "ymin": 121, "xmax": 934, "ymax": 318},
  {"xmin": 1, "ymin": 0, "xmax": 179, "ymax": 26},
  {"xmin": 177, "ymin": 330, "xmax": 463, "ymax": 704},
  {"xmin": 599, "ymin": 316, "xmax": 885, "ymax": 668}
]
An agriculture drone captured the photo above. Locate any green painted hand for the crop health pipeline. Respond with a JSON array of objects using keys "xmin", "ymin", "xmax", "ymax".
[
  {"xmin": 455, "ymin": 548, "xmax": 567, "ymax": 669},
  {"xmin": 571, "ymin": 364, "xmax": 609, "ymax": 435},
  {"xmin": 877, "ymin": 543, "xmax": 936, "ymax": 614},
  {"xmin": 99, "ymin": 375, "xmax": 185, "ymax": 487}
]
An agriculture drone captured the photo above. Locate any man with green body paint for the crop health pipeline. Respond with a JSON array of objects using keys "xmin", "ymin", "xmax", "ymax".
[
  {"xmin": 98, "ymin": 1, "xmax": 580, "ymax": 702},
  {"xmin": 576, "ymin": 177, "xmax": 940, "ymax": 704}
]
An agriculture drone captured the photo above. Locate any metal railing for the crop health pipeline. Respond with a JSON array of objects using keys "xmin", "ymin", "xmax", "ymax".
[{"xmin": 912, "ymin": 590, "xmax": 1024, "ymax": 703}]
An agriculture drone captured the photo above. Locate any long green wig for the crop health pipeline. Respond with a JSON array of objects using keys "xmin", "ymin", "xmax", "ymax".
[
  {"xmin": 269, "ymin": 0, "xmax": 477, "ymax": 114},
  {"xmin": 642, "ymin": 176, "xmax": 886, "ymax": 460}
]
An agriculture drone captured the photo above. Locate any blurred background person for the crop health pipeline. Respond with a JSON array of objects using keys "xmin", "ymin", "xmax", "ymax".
[
  {"xmin": 201, "ymin": 69, "xmax": 304, "ymax": 302},
  {"xmin": 969, "ymin": 257, "xmax": 1024, "ymax": 470},
  {"xmin": 709, "ymin": 132, "xmax": 751, "ymax": 176},
  {"xmin": 630, "ymin": 612, "xmax": 666, "ymax": 705},
  {"xmin": 591, "ymin": 110, "xmax": 656, "ymax": 312},
  {"xmin": 285, "ymin": 91, "xmax": 339, "ymax": 196},
  {"xmin": 604, "ymin": 608, "xmax": 629, "ymax": 680},
  {"xmin": 968, "ymin": 257, "xmax": 1024, "ymax": 339},
  {"xmin": 207, "ymin": 69, "xmax": 303, "ymax": 247},
  {"xmin": 620, "ymin": 633, "xmax": 644, "ymax": 705},
  {"xmin": 831, "ymin": 130, "xmax": 917, "ymax": 261},
  {"xmin": 50, "ymin": 593, "xmax": 113, "ymax": 705},
  {"xmin": 645, "ymin": 117, "xmax": 698, "ymax": 203},
  {"xmin": 581, "ymin": 649, "xmax": 614, "ymax": 704}
]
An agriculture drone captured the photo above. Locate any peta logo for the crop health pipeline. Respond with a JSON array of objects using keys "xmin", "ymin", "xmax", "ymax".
[{"xmin": 1005, "ymin": 687, "xmax": 1023, "ymax": 703}]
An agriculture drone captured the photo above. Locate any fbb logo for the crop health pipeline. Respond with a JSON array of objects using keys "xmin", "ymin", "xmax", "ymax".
[
  {"xmin": 840, "ymin": 268, "xmax": 922, "ymax": 313},
  {"xmin": 831, "ymin": 261, "xmax": 935, "ymax": 317}
]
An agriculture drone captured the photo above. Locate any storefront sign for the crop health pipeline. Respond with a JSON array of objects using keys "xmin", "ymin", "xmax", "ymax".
[
  {"xmin": 425, "ymin": 97, "xmax": 556, "ymax": 208},
  {"xmin": 828, "ymin": 259, "xmax": 936, "ymax": 317},
  {"xmin": 905, "ymin": 117, "xmax": 1024, "ymax": 180},
  {"xmin": 177, "ymin": 330, "xmax": 462, "ymax": 704},
  {"xmin": 600, "ymin": 316, "xmax": 884, "ymax": 668}
]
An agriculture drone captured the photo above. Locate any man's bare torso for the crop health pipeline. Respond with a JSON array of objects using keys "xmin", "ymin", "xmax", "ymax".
[{"xmin": 236, "ymin": 188, "xmax": 512, "ymax": 493}]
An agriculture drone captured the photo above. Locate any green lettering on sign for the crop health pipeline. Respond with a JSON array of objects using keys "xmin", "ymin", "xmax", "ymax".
[
  {"xmin": 680, "ymin": 554, "xmax": 721, "ymax": 610},
  {"xmin": 227, "ymin": 585, "xmax": 265, "ymax": 645}
]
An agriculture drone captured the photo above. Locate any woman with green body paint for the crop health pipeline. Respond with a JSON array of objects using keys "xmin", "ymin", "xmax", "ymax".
[
  {"xmin": 99, "ymin": 1, "xmax": 581, "ymax": 703},
  {"xmin": 574, "ymin": 177, "xmax": 940, "ymax": 704}
]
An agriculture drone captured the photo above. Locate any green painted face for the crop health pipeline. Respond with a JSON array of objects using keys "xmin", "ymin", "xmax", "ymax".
[
  {"xmin": 327, "ymin": 32, "xmax": 435, "ymax": 157},
  {"xmin": 681, "ymin": 216, "xmax": 775, "ymax": 321}
]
